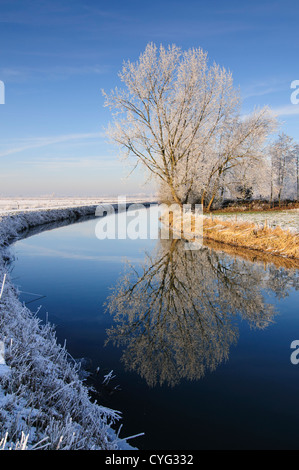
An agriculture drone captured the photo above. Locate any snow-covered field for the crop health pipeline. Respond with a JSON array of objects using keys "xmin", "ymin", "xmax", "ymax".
[
  {"xmin": 210, "ymin": 209, "xmax": 299, "ymax": 234},
  {"xmin": 0, "ymin": 196, "xmax": 156, "ymax": 214},
  {"xmin": 0, "ymin": 202, "xmax": 141, "ymax": 450}
]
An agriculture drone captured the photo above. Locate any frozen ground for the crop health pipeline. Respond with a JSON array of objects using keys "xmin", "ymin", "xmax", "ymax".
[
  {"xmin": 0, "ymin": 196, "xmax": 156, "ymax": 214},
  {"xmin": 210, "ymin": 209, "xmax": 299, "ymax": 234},
  {"xmin": 0, "ymin": 202, "xmax": 143, "ymax": 450}
]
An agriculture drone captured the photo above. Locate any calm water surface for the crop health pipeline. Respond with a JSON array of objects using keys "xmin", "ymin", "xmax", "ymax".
[{"xmin": 10, "ymin": 209, "xmax": 299, "ymax": 449}]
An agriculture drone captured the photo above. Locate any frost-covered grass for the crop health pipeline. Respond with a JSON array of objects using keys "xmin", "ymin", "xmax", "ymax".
[
  {"xmin": 0, "ymin": 205, "xmax": 137, "ymax": 450},
  {"xmin": 0, "ymin": 197, "xmax": 102, "ymax": 213},
  {"xmin": 209, "ymin": 209, "xmax": 299, "ymax": 234},
  {"xmin": 0, "ymin": 196, "xmax": 155, "ymax": 214},
  {"xmin": 0, "ymin": 205, "xmax": 97, "ymax": 242}
]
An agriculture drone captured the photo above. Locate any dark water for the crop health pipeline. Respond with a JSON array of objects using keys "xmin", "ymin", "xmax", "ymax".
[{"xmin": 10, "ymin": 208, "xmax": 299, "ymax": 450}]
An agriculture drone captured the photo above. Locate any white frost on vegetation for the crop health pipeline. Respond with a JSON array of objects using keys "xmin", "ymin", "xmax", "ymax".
[
  {"xmin": 0, "ymin": 196, "xmax": 156, "ymax": 214},
  {"xmin": 0, "ymin": 204, "xmax": 137, "ymax": 450},
  {"xmin": 207, "ymin": 209, "xmax": 299, "ymax": 234}
]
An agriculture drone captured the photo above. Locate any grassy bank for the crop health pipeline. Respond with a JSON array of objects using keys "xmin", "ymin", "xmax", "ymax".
[
  {"xmin": 202, "ymin": 218, "xmax": 299, "ymax": 260},
  {"xmin": 166, "ymin": 211, "xmax": 299, "ymax": 261}
]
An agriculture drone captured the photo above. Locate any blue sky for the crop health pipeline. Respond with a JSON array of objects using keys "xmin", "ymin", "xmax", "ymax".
[{"xmin": 0, "ymin": 0, "xmax": 298, "ymax": 197}]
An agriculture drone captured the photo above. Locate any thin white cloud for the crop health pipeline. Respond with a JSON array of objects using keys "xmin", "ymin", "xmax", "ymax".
[
  {"xmin": 270, "ymin": 105, "xmax": 299, "ymax": 116},
  {"xmin": 0, "ymin": 64, "xmax": 110, "ymax": 83},
  {"xmin": 243, "ymin": 86, "xmax": 286, "ymax": 100},
  {"xmin": 29, "ymin": 156, "xmax": 118, "ymax": 170},
  {"xmin": 241, "ymin": 78, "xmax": 289, "ymax": 100},
  {"xmin": 241, "ymin": 104, "xmax": 299, "ymax": 121},
  {"xmin": 0, "ymin": 132, "xmax": 105, "ymax": 158}
]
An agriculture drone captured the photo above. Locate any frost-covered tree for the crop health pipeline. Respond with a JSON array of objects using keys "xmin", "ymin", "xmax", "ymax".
[
  {"xmin": 224, "ymin": 153, "xmax": 271, "ymax": 201},
  {"xmin": 103, "ymin": 43, "xmax": 277, "ymax": 208},
  {"xmin": 269, "ymin": 133, "xmax": 297, "ymax": 204},
  {"xmin": 294, "ymin": 143, "xmax": 299, "ymax": 201},
  {"xmin": 196, "ymin": 108, "xmax": 276, "ymax": 209}
]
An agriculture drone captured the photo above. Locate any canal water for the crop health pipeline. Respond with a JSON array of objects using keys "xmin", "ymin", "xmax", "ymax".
[{"xmin": 10, "ymin": 208, "xmax": 299, "ymax": 449}]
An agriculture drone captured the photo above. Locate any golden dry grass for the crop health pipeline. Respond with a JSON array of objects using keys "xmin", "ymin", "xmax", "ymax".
[
  {"xmin": 202, "ymin": 218, "xmax": 299, "ymax": 260},
  {"xmin": 160, "ymin": 208, "xmax": 299, "ymax": 264},
  {"xmin": 164, "ymin": 210, "xmax": 299, "ymax": 262}
]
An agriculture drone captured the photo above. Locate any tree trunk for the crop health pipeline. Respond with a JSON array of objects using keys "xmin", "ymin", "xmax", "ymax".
[
  {"xmin": 169, "ymin": 183, "xmax": 183, "ymax": 207},
  {"xmin": 206, "ymin": 193, "xmax": 216, "ymax": 212}
]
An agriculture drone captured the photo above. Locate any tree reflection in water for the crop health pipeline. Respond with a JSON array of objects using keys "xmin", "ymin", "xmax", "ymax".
[{"xmin": 105, "ymin": 238, "xmax": 298, "ymax": 387}]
